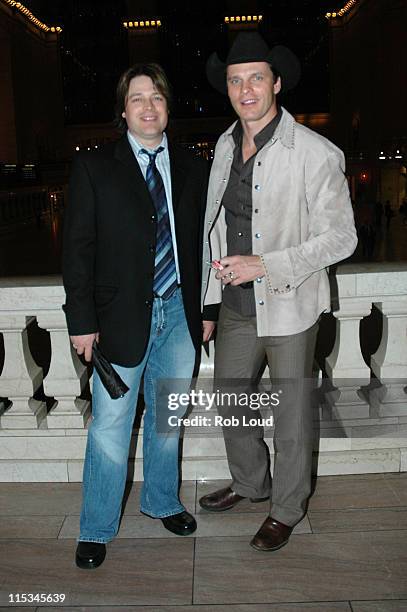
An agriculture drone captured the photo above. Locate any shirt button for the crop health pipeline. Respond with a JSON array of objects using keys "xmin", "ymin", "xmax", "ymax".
[
  {"xmin": 259, "ymin": 299, "xmax": 264, "ymax": 305},
  {"xmin": 222, "ymin": 178, "xmax": 227, "ymax": 182},
  {"xmin": 149, "ymin": 245, "xmax": 154, "ymax": 252},
  {"xmin": 255, "ymin": 233, "xmax": 261, "ymax": 238},
  {"xmin": 238, "ymin": 232, "xmax": 243, "ymax": 237},
  {"xmin": 216, "ymin": 199, "xmax": 220, "ymax": 204},
  {"xmin": 254, "ymin": 208, "xmax": 259, "ymax": 213},
  {"xmin": 257, "ymin": 161, "xmax": 262, "ymax": 166},
  {"xmin": 255, "ymin": 184, "xmax": 261, "ymax": 191},
  {"xmin": 256, "ymin": 277, "xmax": 262, "ymax": 283},
  {"xmin": 286, "ymin": 284, "xmax": 291, "ymax": 289},
  {"xmin": 151, "ymin": 215, "xmax": 155, "ymax": 220}
]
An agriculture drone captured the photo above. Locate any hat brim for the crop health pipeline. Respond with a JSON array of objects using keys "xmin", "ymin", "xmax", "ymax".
[
  {"xmin": 206, "ymin": 45, "xmax": 300, "ymax": 95},
  {"xmin": 206, "ymin": 52, "xmax": 229, "ymax": 95}
]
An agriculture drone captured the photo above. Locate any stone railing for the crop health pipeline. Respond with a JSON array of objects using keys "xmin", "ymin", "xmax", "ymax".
[
  {"xmin": 325, "ymin": 262, "xmax": 407, "ymax": 420},
  {"xmin": 0, "ymin": 263, "xmax": 406, "ymax": 481}
]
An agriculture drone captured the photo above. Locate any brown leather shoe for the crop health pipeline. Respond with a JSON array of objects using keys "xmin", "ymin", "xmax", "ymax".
[
  {"xmin": 250, "ymin": 517, "xmax": 293, "ymax": 552},
  {"xmin": 199, "ymin": 486, "xmax": 269, "ymax": 512}
]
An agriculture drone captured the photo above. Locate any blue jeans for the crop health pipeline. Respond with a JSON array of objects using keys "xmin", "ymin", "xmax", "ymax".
[{"xmin": 79, "ymin": 288, "xmax": 196, "ymax": 543}]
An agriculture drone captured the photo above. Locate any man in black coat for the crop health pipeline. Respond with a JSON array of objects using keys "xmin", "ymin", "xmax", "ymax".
[{"xmin": 62, "ymin": 63, "xmax": 214, "ymax": 569}]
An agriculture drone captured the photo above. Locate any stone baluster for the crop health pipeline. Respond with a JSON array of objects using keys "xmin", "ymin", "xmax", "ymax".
[
  {"xmin": 36, "ymin": 311, "xmax": 90, "ymax": 428},
  {"xmin": 199, "ymin": 343, "xmax": 215, "ymax": 379},
  {"xmin": 325, "ymin": 300, "xmax": 372, "ymax": 420},
  {"xmin": 0, "ymin": 315, "xmax": 46, "ymax": 428},
  {"xmin": 370, "ymin": 300, "xmax": 407, "ymax": 417}
]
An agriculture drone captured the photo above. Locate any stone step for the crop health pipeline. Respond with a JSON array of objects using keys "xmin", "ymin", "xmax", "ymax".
[
  {"xmin": 0, "ymin": 445, "xmax": 405, "ymax": 482},
  {"xmin": 1, "ymin": 428, "xmax": 407, "ymax": 461}
]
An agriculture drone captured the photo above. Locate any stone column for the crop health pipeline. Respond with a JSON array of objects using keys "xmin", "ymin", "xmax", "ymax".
[
  {"xmin": 0, "ymin": 315, "xmax": 46, "ymax": 428},
  {"xmin": 36, "ymin": 312, "xmax": 90, "ymax": 428},
  {"xmin": 370, "ymin": 300, "xmax": 407, "ymax": 417},
  {"xmin": 325, "ymin": 300, "xmax": 372, "ymax": 420}
]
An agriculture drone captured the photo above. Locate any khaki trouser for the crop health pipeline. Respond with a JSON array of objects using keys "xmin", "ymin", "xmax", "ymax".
[{"xmin": 214, "ymin": 304, "xmax": 319, "ymax": 526}]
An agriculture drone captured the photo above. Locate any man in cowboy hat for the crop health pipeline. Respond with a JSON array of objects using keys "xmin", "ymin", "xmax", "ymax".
[{"xmin": 199, "ymin": 32, "xmax": 357, "ymax": 551}]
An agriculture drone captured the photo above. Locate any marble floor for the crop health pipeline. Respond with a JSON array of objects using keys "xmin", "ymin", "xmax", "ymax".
[{"xmin": 0, "ymin": 473, "xmax": 407, "ymax": 610}]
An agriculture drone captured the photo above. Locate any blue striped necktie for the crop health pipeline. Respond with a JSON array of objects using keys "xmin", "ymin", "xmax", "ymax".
[{"xmin": 140, "ymin": 147, "xmax": 178, "ymax": 300}]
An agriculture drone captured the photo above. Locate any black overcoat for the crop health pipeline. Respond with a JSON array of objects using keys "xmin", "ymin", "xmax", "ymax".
[{"xmin": 62, "ymin": 135, "xmax": 208, "ymax": 366}]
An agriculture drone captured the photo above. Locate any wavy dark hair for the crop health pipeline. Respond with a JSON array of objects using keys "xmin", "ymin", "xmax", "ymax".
[{"xmin": 115, "ymin": 63, "xmax": 172, "ymax": 132}]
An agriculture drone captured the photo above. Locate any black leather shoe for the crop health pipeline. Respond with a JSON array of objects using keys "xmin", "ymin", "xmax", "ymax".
[
  {"xmin": 199, "ymin": 486, "xmax": 269, "ymax": 512},
  {"xmin": 250, "ymin": 517, "xmax": 293, "ymax": 552},
  {"xmin": 75, "ymin": 541, "xmax": 106, "ymax": 569},
  {"xmin": 161, "ymin": 511, "xmax": 197, "ymax": 536}
]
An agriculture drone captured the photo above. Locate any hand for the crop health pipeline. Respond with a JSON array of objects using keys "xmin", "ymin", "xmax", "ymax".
[
  {"xmin": 202, "ymin": 320, "xmax": 216, "ymax": 342},
  {"xmin": 216, "ymin": 255, "xmax": 265, "ymax": 286},
  {"xmin": 70, "ymin": 332, "xmax": 99, "ymax": 362}
]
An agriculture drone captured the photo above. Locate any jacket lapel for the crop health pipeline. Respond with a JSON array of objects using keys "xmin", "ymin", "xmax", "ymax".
[
  {"xmin": 113, "ymin": 135, "xmax": 151, "ymax": 199},
  {"xmin": 113, "ymin": 136, "xmax": 188, "ymax": 214},
  {"xmin": 168, "ymin": 142, "xmax": 188, "ymax": 212}
]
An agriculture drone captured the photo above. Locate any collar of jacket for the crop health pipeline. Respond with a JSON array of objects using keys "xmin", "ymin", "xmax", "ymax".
[
  {"xmin": 223, "ymin": 106, "xmax": 296, "ymax": 150},
  {"xmin": 113, "ymin": 134, "xmax": 188, "ymax": 212}
]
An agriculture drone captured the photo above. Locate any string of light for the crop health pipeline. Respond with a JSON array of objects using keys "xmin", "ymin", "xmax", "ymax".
[
  {"xmin": 224, "ymin": 15, "xmax": 263, "ymax": 24},
  {"xmin": 3, "ymin": 0, "xmax": 62, "ymax": 32},
  {"xmin": 123, "ymin": 19, "xmax": 161, "ymax": 29},
  {"xmin": 326, "ymin": 0, "xmax": 358, "ymax": 19}
]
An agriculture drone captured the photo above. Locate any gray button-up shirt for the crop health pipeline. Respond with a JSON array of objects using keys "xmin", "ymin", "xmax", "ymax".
[{"xmin": 222, "ymin": 108, "xmax": 282, "ymax": 316}]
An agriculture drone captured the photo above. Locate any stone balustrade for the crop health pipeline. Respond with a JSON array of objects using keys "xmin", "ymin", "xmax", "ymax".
[{"xmin": 0, "ymin": 263, "xmax": 406, "ymax": 481}]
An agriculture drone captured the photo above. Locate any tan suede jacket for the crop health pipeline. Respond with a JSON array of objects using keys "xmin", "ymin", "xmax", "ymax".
[{"xmin": 202, "ymin": 107, "xmax": 358, "ymax": 336}]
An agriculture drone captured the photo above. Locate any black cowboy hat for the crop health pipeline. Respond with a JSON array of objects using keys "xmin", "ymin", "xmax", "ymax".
[{"xmin": 206, "ymin": 31, "xmax": 300, "ymax": 94}]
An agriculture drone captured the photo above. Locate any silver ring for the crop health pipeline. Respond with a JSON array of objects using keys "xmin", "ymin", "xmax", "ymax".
[{"xmin": 229, "ymin": 271, "xmax": 235, "ymax": 280}]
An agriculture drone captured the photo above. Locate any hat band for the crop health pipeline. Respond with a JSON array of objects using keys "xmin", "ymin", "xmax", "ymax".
[{"xmin": 227, "ymin": 54, "xmax": 272, "ymax": 66}]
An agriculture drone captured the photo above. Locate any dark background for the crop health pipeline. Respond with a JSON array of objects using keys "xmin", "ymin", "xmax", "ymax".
[
  {"xmin": 0, "ymin": 0, "xmax": 406, "ymax": 277},
  {"xmin": 23, "ymin": 0, "xmax": 335, "ymax": 123}
]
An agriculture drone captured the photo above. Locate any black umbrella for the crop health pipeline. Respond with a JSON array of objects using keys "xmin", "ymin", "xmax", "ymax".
[{"xmin": 92, "ymin": 341, "xmax": 129, "ymax": 399}]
